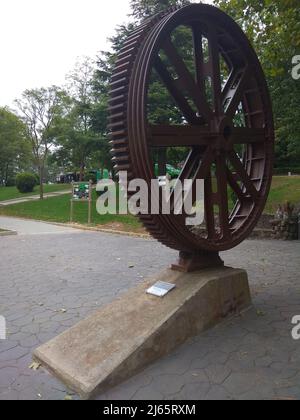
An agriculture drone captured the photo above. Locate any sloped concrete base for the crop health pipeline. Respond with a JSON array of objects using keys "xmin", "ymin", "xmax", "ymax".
[{"xmin": 33, "ymin": 267, "xmax": 251, "ymax": 399}]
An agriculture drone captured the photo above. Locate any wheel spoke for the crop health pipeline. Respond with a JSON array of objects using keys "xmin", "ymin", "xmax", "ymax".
[
  {"xmin": 228, "ymin": 150, "xmax": 259, "ymax": 201},
  {"xmin": 216, "ymin": 154, "xmax": 230, "ymax": 238},
  {"xmin": 162, "ymin": 38, "xmax": 213, "ymax": 122},
  {"xmin": 177, "ymin": 147, "xmax": 203, "ymax": 183},
  {"xmin": 187, "ymin": 148, "xmax": 215, "ymax": 209},
  {"xmin": 172, "ymin": 147, "xmax": 214, "ymax": 212},
  {"xmin": 192, "ymin": 23, "xmax": 215, "ymax": 122},
  {"xmin": 207, "ymin": 28, "xmax": 222, "ymax": 116},
  {"xmin": 192, "ymin": 23, "xmax": 205, "ymax": 88},
  {"xmin": 148, "ymin": 124, "xmax": 217, "ymax": 147},
  {"xmin": 230, "ymin": 127, "xmax": 266, "ymax": 145},
  {"xmin": 204, "ymin": 172, "xmax": 216, "ymax": 239},
  {"xmin": 192, "ymin": 148, "xmax": 214, "ymax": 183},
  {"xmin": 148, "ymin": 125, "xmax": 265, "ymax": 147},
  {"xmin": 171, "ymin": 147, "xmax": 202, "ymax": 213},
  {"xmin": 226, "ymin": 168, "xmax": 245, "ymax": 202},
  {"xmin": 223, "ymin": 67, "xmax": 251, "ymax": 120},
  {"xmin": 154, "ymin": 56, "xmax": 199, "ymax": 124}
]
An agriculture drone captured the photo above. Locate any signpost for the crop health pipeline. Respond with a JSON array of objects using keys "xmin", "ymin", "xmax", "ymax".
[{"xmin": 70, "ymin": 180, "xmax": 92, "ymax": 225}]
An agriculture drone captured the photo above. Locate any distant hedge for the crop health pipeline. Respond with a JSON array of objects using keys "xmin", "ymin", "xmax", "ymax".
[
  {"xmin": 273, "ymin": 168, "xmax": 300, "ymax": 176},
  {"xmin": 16, "ymin": 173, "xmax": 36, "ymax": 193}
]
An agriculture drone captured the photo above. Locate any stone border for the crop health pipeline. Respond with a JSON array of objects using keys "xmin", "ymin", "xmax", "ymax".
[
  {"xmin": 0, "ymin": 214, "xmax": 295, "ymax": 241},
  {"xmin": 66, "ymin": 223, "xmax": 152, "ymax": 240}
]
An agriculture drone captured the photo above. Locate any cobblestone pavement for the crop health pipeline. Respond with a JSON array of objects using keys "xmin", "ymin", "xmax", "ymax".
[{"xmin": 0, "ymin": 230, "xmax": 299, "ymax": 400}]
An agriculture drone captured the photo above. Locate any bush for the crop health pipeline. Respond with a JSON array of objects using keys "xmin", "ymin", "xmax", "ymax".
[
  {"xmin": 16, "ymin": 173, "xmax": 36, "ymax": 193},
  {"xmin": 34, "ymin": 173, "xmax": 40, "ymax": 186}
]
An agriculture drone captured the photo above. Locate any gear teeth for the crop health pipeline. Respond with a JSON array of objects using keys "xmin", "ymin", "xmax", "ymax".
[{"xmin": 108, "ymin": 6, "xmax": 191, "ymax": 251}]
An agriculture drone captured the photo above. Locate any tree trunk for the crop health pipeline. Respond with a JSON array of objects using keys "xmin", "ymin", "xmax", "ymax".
[
  {"xmin": 158, "ymin": 148, "xmax": 167, "ymax": 176},
  {"xmin": 79, "ymin": 163, "xmax": 85, "ymax": 182},
  {"xmin": 4, "ymin": 163, "xmax": 9, "ymax": 186},
  {"xmin": 39, "ymin": 164, "xmax": 44, "ymax": 200}
]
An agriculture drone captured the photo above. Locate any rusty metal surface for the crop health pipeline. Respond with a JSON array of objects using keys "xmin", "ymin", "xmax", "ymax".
[{"xmin": 109, "ymin": 4, "xmax": 274, "ymax": 254}]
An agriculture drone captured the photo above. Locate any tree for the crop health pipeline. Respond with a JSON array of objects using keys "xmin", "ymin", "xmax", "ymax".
[
  {"xmin": 93, "ymin": 0, "xmax": 300, "ymax": 170},
  {"xmin": 130, "ymin": 0, "xmax": 190, "ymax": 21},
  {"xmin": 92, "ymin": 0, "xmax": 196, "ymax": 173},
  {"xmin": 0, "ymin": 107, "xmax": 30, "ymax": 186},
  {"xmin": 15, "ymin": 86, "xmax": 66, "ymax": 199},
  {"xmin": 53, "ymin": 57, "xmax": 108, "ymax": 179},
  {"xmin": 214, "ymin": 0, "xmax": 300, "ymax": 168}
]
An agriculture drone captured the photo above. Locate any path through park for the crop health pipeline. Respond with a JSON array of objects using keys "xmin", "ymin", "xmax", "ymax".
[
  {"xmin": 0, "ymin": 216, "xmax": 77, "ymax": 235},
  {"xmin": 0, "ymin": 190, "xmax": 70, "ymax": 207}
]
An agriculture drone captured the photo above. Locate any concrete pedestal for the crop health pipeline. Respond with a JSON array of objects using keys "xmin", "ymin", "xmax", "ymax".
[{"xmin": 33, "ymin": 266, "xmax": 251, "ymax": 399}]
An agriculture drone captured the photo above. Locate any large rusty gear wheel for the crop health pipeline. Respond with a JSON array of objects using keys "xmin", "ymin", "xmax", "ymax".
[{"xmin": 108, "ymin": 4, "xmax": 274, "ymax": 260}]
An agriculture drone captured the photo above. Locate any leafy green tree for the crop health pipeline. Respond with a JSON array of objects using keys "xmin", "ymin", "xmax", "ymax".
[
  {"xmin": 15, "ymin": 86, "xmax": 67, "ymax": 199},
  {"xmin": 92, "ymin": 0, "xmax": 300, "ymax": 170},
  {"xmin": 130, "ymin": 0, "xmax": 190, "ymax": 21},
  {"xmin": 93, "ymin": 0, "xmax": 195, "ymax": 172},
  {"xmin": 53, "ymin": 57, "xmax": 108, "ymax": 179},
  {"xmin": 214, "ymin": 0, "xmax": 300, "ymax": 168},
  {"xmin": 0, "ymin": 107, "xmax": 31, "ymax": 186}
]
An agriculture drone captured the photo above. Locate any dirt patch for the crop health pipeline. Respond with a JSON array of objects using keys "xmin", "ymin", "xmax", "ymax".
[{"xmin": 100, "ymin": 222, "xmax": 148, "ymax": 235}]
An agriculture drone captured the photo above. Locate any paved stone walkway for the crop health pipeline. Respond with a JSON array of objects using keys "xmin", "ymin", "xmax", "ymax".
[
  {"xmin": 0, "ymin": 216, "xmax": 78, "ymax": 235},
  {"xmin": 0, "ymin": 230, "xmax": 299, "ymax": 400}
]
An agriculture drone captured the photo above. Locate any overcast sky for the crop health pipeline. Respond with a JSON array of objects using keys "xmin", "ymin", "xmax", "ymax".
[{"xmin": 0, "ymin": 0, "xmax": 213, "ymax": 108}]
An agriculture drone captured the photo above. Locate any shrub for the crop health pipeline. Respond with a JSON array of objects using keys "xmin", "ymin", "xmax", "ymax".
[
  {"xmin": 16, "ymin": 173, "xmax": 36, "ymax": 193},
  {"xmin": 34, "ymin": 173, "xmax": 40, "ymax": 186}
]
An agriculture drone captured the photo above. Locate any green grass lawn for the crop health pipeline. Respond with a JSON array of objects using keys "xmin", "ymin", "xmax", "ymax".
[
  {"xmin": 0, "ymin": 177, "xmax": 299, "ymax": 231},
  {"xmin": 0, "ymin": 184, "xmax": 71, "ymax": 202},
  {"xmin": 0, "ymin": 190, "xmax": 141, "ymax": 230},
  {"xmin": 265, "ymin": 176, "xmax": 300, "ymax": 214}
]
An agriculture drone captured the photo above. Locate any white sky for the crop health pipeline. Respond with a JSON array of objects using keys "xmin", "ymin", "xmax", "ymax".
[
  {"xmin": 0, "ymin": 0, "xmax": 213, "ymax": 108},
  {"xmin": 0, "ymin": 0, "xmax": 132, "ymax": 107}
]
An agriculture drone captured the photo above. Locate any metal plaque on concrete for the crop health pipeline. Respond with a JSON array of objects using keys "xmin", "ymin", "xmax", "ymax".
[{"xmin": 146, "ymin": 281, "xmax": 176, "ymax": 298}]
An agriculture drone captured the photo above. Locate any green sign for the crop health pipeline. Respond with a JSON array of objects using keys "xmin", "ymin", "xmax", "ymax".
[{"xmin": 72, "ymin": 182, "xmax": 91, "ymax": 201}]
